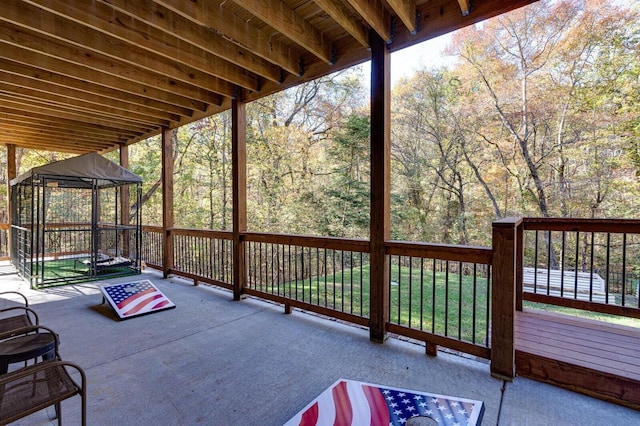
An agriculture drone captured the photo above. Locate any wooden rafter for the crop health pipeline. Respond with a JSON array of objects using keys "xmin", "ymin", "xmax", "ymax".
[
  {"xmin": 344, "ymin": 0, "xmax": 392, "ymax": 43},
  {"xmin": 6, "ymin": 1, "xmax": 244, "ymax": 96},
  {"xmin": 0, "ymin": 108, "xmax": 138, "ymax": 138},
  {"xmin": 0, "ymin": 0, "xmax": 539, "ymax": 154},
  {"xmin": 155, "ymin": 0, "xmax": 304, "ymax": 76},
  {"xmin": 23, "ymin": 0, "xmax": 258, "ymax": 91},
  {"xmin": 0, "ymin": 73, "xmax": 180, "ymax": 124},
  {"xmin": 312, "ymin": 0, "xmax": 369, "ymax": 47},
  {"xmin": 234, "ymin": 0, "xmax": 334, "ymax": 65},
  {"xmin": 0, "ymin": 39, "xmax": 215, "ymax": 111},
  {"xmin": 0, "ymin": 58, "xmax": 193, "ymax": 118},
  {"xmin": 458, "ymin": 0, "xmax": 472, "ymax": 16},
  {"xmin": 0, "ymin": 81, "xmax": 171, "ymax": 127},
  {"xmin": 0, "ymin": 97, "xmax": 150, "ymax": 134},
  {"xmin": 101, "ymin": 0, "xmax": 282, "ymax": 84},
  {"xmin": 386, "ymin": 0, "xmax": 417, "ymax": 34}
]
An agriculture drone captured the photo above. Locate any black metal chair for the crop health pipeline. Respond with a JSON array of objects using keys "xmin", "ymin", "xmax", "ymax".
[
  {"xmin": 0, "ymin": 359, "xmax": 86, "ymax": 426},
  {"xmin": 0, "ymin": 325, "xmax": 86, "ymax": 426},
  {"xmin": 0, "ymin": 291, "xmax": 39, "ymax": 336}
]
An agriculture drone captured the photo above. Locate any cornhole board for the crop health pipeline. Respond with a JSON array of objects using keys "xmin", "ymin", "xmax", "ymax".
[
  {"xmin": 284, "ymin": 378, "xmax": 484, "ymax": 426},
  {"xmin": 101, "ymin": 280, "xmax": 175, "ymax": 320}
]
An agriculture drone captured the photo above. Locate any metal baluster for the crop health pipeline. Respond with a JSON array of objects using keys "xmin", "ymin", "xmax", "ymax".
[
  {"xmin": 533, "ymin": 230, "xmax": 539, "ymax": 292},
  {"xmin": 431, "ymin": 258, "xmax": 436, "ymax": 334},
  {"xmin": 445, "ymin": 261, "xmax": 449, "ymax": 337},
  {"xmin": 574, "ymin": 231, "xmax": 580, "ymax": 298},
  {"xmin": 622, "ymin": 233, "xmax": 627, "ymax": 307},
  {"xmin": 324, "ymin": 249, "xmax": 328, "ymax": 308},
  {"xmin": 589, "ymin": 232, "xmax": 595, "ymax": 302},
  {"xmin": 486, "ymin": 267, "xmax": 491, "ymax": 348},
  {"xmin": 546, "ymin": 231, "xmax": 552, "ymax": 295},
  {"xmin": 397, "ymin": 256, "xmax": 402, "ymax": 324},
  {"xmin": 472, "ymin": 263, "xmax": 477, "ymax": 344}
]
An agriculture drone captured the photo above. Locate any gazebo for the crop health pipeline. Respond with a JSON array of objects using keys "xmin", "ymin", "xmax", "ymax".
[{"xmin": 10, "ymin": 153, "xmax": 142, "ymax": 287}]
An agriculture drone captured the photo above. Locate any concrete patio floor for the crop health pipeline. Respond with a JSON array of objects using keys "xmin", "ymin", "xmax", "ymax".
[{"xmin": 1, "ymin": 264, "xmax": 638, "ymax": 426}]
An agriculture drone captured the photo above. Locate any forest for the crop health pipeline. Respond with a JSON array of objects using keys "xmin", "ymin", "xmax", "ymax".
[{"xmin": 2, "ymin": 0, "xmax": 639, "ymax": 247}]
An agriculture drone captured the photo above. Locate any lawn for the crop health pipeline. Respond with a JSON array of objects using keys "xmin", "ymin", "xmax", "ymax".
[{"xmin": 252, "ymin": 259, "xmax": 491, "ymax": 346}]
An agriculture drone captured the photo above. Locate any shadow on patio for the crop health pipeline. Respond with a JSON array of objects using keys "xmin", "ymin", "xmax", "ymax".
[{"xmin": 1, "ymin": 265, "xmax": 638, "ymax": 426}]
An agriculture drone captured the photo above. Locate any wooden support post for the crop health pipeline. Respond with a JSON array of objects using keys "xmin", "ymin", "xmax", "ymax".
[
  {"xmin": 161, "ymin": 128, "xmax": 174, "ymax": 278},
  {"xmin": 369, "ymin": 30, "xmax": 391, "ymax": 343},
  {"xmin": 515, "ymin": 220, "xmax": 524, "ymax": 312},
  {"xmin": 425, "ymin": 343, "xmax": 438, "ymax": 357},
  {"xmin": 490, "ymin": 217, "xmax": 522, "ymax": 380},
  {"xmin": 232, "ymin": 98, "xmax": 247, "ymax": 301},
  {"xmin": 6, "ymin": 144, "xmax": 16, "ymax": 260}
]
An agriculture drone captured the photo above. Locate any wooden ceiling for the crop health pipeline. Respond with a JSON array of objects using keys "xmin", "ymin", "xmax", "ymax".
[{"xmin": 0, "ymin": 0, "xmax": 537, "ymax": 154}]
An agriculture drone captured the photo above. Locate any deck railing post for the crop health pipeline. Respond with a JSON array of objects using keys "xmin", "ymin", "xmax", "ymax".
[
  {"xmin": 515, "ymin": 220, "xmax": 524, "ymax": 312},
  {"xmin": 162, "ymin": 127, "xmax": 174, "ymax": 278},
  {"xmin": 491, "ymin": 217, "xmax": 522, "ymax": 380},
  {"xmin": 232, "ymin": 98, "xmax": 247, "ymax": 301}
]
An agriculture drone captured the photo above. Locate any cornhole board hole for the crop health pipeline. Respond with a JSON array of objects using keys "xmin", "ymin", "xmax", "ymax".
[
  {"xmin": 285, "ymin": 378, "xmax": 484, "ymax": 426},
  {"xmin": 101, "ymin": 280, "xmax": 175, "ymax": 320}
]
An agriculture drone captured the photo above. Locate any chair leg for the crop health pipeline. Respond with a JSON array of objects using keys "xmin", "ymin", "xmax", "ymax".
[{"xmin": 56, "ymin": 402, "xmax": 62, "ymax": 426}]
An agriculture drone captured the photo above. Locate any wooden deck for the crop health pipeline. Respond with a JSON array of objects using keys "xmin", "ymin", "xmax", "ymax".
[{"xmin": 515, "ymin": 309, "xmax": 640, "ymax": 409}]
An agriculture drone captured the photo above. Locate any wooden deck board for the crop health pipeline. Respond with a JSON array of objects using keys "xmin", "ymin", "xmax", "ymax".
[
  {"xmin": 515, "ymin": 309, "xmax": 640, "ymax": 409},
  {"xmin": 515, "ymin": 321, "xmax": 639, "ymax": 357}
]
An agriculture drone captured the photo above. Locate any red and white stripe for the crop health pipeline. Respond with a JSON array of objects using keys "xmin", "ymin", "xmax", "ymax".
[{"xmin": 286, "ymin": 380, "xmax": 390, "ymax": 426}]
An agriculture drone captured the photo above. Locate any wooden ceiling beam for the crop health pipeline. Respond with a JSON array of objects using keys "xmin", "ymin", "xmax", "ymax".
[
  {"xmin": 155, "ymin": 0, "xmax": 304, "ymax": 76},
  {"xmin": 0, "ymin": 138, "xmax": 102, "ymax": 154},
  {"xmin": 0, "ymin": 39, "xmax": 213, "ymax": 112},
  {"xmin": 0, "ymin": 99, "xmax": 152, "ymax": 137},
  {"xmin": 0, "ymin": 112, "xmax": 135, "ymax": 142},
  {"xmin": 0, "ymin": 117, "xmax": 134, "ymax": 142},
  {"xmin": 22, "ymin": 0, "xmax": 257, "ymax": 93},
  {"xmin": 0, "ymin": 58, "xmax": 192, "ymax": 118},
  {"xmin": 386, "ymin": 0, "xmax": 417, "ymax": 34},
  {"xmin": 1, "ymin": 2, "xmax": 236, "ymax": 99},
  {"xmin": 0, "ymin": 124, "xmax": 125, "ymax": 146},
  {"xmin": 100, "ymin": 0, "xmax": 282, "ymax": 84},
  {"xmin": 344, "ymin": 0, "xmax": 392, "ymax": 43},
  {"xmin": 311, "ymin": 0, "xmax": 369, "ymax": 48},
  {"xmin": 0, "ymin": 120, "xmax": 121, "ymax": 147},
  {"xmin": 457, "ymin": 0, "xmax": 472, "ymax": 16},
  {"xmin": 0, "ymin": 98, "xmax": 149, "ymax": 135},
  {"xmin": 0, "ymin": 82, "xmax": 172, "ymax": 127},
  {"xmin": 234, "ymin": 0, "xmax": 334, "ymax": 65},
  {"xmin": 390, "ymin": 0, "xmax": 538, "ymax": 52}
]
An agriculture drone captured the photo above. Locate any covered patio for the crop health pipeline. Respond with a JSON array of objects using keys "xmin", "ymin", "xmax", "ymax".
[
  {"xmin": 1, "ymin": 265, "xmax": 638, "ymax": 425},
  {"xmin": 2, "ymin": 0, "xmax": 640, "ymax": 422}
]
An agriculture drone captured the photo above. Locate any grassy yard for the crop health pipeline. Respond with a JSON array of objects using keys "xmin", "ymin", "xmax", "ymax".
[
  {"xmin": 252, "ymin": 254, "xmax": 640, "ymax": 346},
  {"xmin": 253, "ymin": 260, "xmax": 491, "ymax": 345}
]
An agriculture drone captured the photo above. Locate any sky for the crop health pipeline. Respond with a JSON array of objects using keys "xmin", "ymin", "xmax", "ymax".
[
  {"xmin": 390, "ymin": 33, "xmax": 456, "ymax": 84},
  {"xmin": 357, "ymin": 33, "xmax": 456, "ymax": 88}
]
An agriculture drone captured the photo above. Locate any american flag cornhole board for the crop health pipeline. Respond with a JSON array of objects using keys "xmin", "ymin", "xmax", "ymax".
[
  {"xmin": 284, "ymin": 379, "xmax": 484, "ymax": 426},
  {"xmin": 101, "ymin": 280, "xmax": 175, "ymax": 320}
]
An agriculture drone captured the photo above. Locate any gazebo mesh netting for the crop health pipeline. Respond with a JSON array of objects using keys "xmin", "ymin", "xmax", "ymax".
[{"xmin": 10, "ymin": 153, "xmax": 142, "ymax": 288}]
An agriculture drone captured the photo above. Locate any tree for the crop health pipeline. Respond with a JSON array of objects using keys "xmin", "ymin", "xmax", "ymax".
[{"xmin": 319, "ymin": 113, "xmax": 370, "ymax": 238}]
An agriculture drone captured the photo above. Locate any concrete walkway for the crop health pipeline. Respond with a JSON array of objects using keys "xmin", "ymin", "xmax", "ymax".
[{"xmin": 1, "ymin": 265, "xmax": 638, "ymax": 425}]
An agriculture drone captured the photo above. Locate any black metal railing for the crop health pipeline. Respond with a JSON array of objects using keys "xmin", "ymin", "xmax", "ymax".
[
  {"xmin": 521, "ymin": 219, "xmax": 640, "ymax": 316},
  {"xmin": 244, "ymin": 233, "xmax": 370, "ymax": 324}
]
